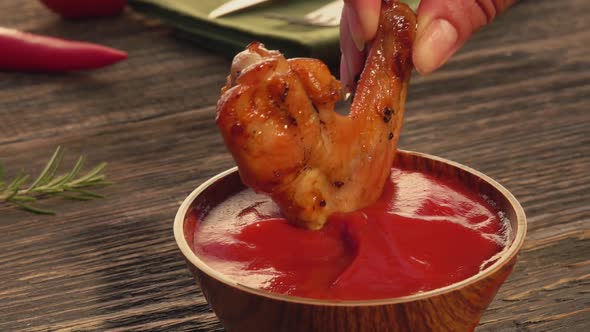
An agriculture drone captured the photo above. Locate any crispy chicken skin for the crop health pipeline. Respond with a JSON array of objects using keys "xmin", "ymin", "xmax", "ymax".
[{"xmin": 216, "ymin": 1, "xmax": 416, "ymax": 229}]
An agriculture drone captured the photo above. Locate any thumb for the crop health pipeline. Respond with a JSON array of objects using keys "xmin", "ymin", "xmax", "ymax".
[{"xmin": 413, "ymin": 0, "xmax": 517, "ymax": 75}]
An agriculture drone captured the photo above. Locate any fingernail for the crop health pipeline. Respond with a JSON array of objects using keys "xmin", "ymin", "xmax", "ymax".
[
  {"xmin": 414, "ymin": 18, "xmax": 458, "ymax": 75},
  {"xmin": 355, "ymin": 1, "xmax": 380, "ymax": 41},
  {"xmin": 345, "ymin": 5, "xmax": 365, "ymax": 51},
  {"xmin": 350, "ymin": 25, "xmax": 365, "ymax": 51}
]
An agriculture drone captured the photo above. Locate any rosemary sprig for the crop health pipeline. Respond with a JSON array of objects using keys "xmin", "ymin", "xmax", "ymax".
[{"xmin": 0, "ymin": 147, "xmax": 112, "ymax": 215}]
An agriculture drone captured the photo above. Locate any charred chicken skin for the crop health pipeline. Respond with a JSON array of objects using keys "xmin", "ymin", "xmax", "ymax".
[{"xmin": 216, "ymin": 1, "xmax": 416, "ymax": 229}]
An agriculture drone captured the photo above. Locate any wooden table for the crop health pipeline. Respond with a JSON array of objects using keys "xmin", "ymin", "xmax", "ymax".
[{"xmin": 1, "ymin": 0, "xmax": 588, "ymax": 331}]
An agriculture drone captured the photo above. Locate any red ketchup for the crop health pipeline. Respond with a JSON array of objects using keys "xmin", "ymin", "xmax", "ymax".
[{"xmin": 191, "ymin": 167, "xmax": 510, "ymax": 300}]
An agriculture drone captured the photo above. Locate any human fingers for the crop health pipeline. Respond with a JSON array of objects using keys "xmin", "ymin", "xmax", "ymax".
[
  {"xmin": 413, "ymin": 0, "xmax": 517, "ymax": 75},
  {"xmin": 343, "ymin": 0, "xmax": 382, "ymax": 49},
  {"xmin": 340, "ymin": 5, "xmax": 367, "ymax": 93},
  {"xmin": 340, "ymin": 0, "xmax": 381, "ymax": 91}
]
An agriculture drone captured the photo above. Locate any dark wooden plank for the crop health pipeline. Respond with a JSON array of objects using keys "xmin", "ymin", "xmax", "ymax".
[{"xmin": 0, "ymin": 0, "xmax": 588, "ymax": 331}]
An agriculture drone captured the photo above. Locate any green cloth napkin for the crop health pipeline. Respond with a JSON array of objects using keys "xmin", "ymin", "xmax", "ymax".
[{"xmin": 128, "ymin": 0, "xmax": 419, "ymax": 68}]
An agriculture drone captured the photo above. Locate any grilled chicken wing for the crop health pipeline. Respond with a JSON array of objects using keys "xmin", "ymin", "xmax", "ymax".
[{"xmin": 216, "ymin": 1, "xmax": 416, "ymax": 229}]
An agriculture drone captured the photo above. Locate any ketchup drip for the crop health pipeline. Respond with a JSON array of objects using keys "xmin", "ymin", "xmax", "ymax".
[{"xmin": 192, "ymin": 168, "xmax": 509, "ymax": 300}]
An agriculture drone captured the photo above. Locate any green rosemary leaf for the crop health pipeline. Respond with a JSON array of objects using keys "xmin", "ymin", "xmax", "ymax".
[
  {"xmin": 10, "ymin": 195, "xmax": 37, "ymax": 202},
  {"xmin": 71, "ymin": 162, "xmax": 107, "ymax": 185},
  {"xmin": 12, "ymin": 201, "xmax": 56, "ymax": 215},
  {"xmin": 69, "ymin": 188, "xmax": 105, "ymax": 198},
  {"xmin": 62, "ymin": 156, "xmax": 86, "ymax": 184},
  {"xmin": 7, "ymin": 173, "xmax": 29, "ymax": 193},
  {"xmin": 42, "ymin": 174, "xmax": 68, "ymax": 189},
  {"xmin": 4, "ymin": 188, "xmax": 19, "ymax": 201},
  {"xmin": 26, "ymin": 146, "xmax": 63, "ymax": 193},
  {"xmin": 43, "ymin": 149, "xmax": 65, "ymax": 186},
  {"xmin": 46, "ymin": 156, "xmax": 85, "ymax": 189},
  {"xmin": 1, "ymin": 147, "xmax": 111, "ymax": 215},
  {"xmin": 81, "ymin": 180, "xmax": 113, "ymax": 187},
  {"xmin": 4, "ymin": 173, "xmax": 22, "ymax": 193}
]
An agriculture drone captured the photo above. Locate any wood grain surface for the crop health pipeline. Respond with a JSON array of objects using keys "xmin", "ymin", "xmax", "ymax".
[{"xmin": 0, "ymin": 0, "xmax": 588, "ymax": 331}]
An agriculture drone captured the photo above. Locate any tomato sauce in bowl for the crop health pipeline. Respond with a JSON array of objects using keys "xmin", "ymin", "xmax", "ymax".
[{"xmin": 188, "ymin": 166, "xmax": 511, "ymax": 301}]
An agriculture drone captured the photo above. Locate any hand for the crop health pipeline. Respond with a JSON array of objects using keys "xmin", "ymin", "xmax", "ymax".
[{"xmin": 340, "ymin": 0, "xmax": 517, "ymax": 89}]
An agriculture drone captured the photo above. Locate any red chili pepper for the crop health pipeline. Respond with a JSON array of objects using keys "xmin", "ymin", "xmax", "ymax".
[
  {"xmin": 0, "ymin": 27, "xmax": 127, "ymax": 72},
  {"xmin": 39, "ymin": 0, "xmax": 126, "ymax": 18}
]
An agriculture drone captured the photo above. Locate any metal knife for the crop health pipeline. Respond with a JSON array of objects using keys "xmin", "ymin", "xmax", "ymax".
[{"xmin": 208, "ymin": 0, "xmax": 272, "ymax": 19}]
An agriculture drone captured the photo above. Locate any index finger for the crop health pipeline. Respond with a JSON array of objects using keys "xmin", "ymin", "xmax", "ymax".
[{"xmin": 343, "ymin": 0, "xmax": 382, "ymax": 43}]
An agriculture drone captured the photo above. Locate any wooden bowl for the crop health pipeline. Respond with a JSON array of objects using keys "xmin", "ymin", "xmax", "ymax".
[{"xmin": 174, "ymin": 150, "xmax": 527, "ymax": 332}]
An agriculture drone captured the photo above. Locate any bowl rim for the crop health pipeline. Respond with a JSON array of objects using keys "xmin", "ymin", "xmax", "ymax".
[{"xmin": 174, "ymin": 150, "xmax": 527, "ymax": 306}]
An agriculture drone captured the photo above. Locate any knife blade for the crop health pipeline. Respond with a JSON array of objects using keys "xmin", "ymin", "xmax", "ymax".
[{"xmin": 208, "ymin": 0, "xmax": 271, "ymax": 19}]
